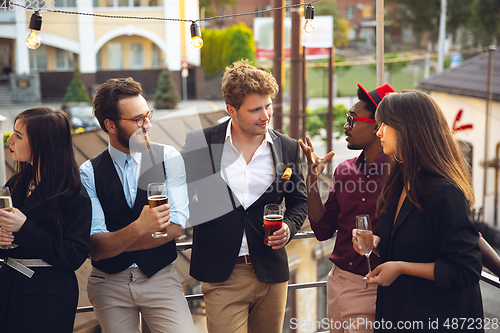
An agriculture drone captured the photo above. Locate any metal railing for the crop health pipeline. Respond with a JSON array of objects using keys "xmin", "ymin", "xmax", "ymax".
[{"xmin": 76, "ymin": 231, "xmax": 500, "ymax": 315}]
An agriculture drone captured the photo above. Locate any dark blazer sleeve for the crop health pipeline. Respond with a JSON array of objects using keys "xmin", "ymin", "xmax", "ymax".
[
  {"xmin": 281, "ymin": 137, "xmax": 308, "ymax": 240},
  {"xmin": 431, "ymin": 183, "xmax": 481, "ymax": 289},
  {"xmin": 14, "ymin": 187, "xmax": 92, "ymax": 271}
]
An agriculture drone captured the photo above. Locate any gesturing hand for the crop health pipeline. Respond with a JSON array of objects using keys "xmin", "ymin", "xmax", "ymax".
[{"xmin": 298, "ymin": 136, "xmax": 335, "ymax": 181}]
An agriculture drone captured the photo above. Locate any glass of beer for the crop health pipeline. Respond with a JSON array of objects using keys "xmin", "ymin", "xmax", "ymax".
[
  {"xmin": 0, "ymin": 187, "xmax": 17, "ymax": 249},
  {"xmin": 148, "ymin": 183, "xmax": 169, "ymax": 238},
  {"xmin": 263, "ymin": 203, "xmax": 284, "ymax": 246}
]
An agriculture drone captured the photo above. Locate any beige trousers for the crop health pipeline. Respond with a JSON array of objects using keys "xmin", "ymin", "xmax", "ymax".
[
  {"xmin": 202, "ymin": 263, "xmax": 288, "ymax": 333},
  {"xmin": 327, "ymin": 265, "xmax": 378, "ymax": 333},
  {"xmin": 87, "ymin": 265, "xmax": 195, "ymax": 333}
]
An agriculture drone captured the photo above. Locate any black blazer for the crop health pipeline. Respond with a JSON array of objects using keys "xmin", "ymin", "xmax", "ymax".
[
  {"xmin": 0, "ymin": 175, "xmax": 91, "ymax": 333},
  {"xmin": 375, "ymin": 171, "xmax": 483, "ymax": 332},
  {"xmin": 181, "ymin": 120, "xmax": 307, "ymax": 283}
]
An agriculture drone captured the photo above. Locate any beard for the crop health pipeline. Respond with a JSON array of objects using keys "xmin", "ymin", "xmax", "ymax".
[{"xmin": 116, "ymin": 122, "xmax": 132, "ymax": 150}]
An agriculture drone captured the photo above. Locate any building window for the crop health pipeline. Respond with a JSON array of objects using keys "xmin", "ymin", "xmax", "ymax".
[
  {"xmin": 346, "ymin": 6, "xmax": 355, "ymax": 19},
  {"xmin": 96, "ymin": 49, "xmax": 102, "ymax": 70},
  {"xmin": 29, "ymin": 45, "xmax": 47, "ymax": 72},
  {"xmin": 108, "ymin": 42, "xmax": 123, "ymax": 70},
  {"xmin": 130, "ymin": 43, "xmax": 144, "ymax": 69},
  {"xmin": 152, "ymin": 44, "xmax": 162, "ymax": 68},
  {"xmin": 55, "ymin": 48, "xmax": 76, "ymax": 71},
  {"xmin": 54, "ymin": 0, "xmax": 76, "ymax": 7}
]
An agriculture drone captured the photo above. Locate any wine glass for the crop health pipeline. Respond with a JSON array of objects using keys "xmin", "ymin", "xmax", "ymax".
[
  {"xmin": 0, "ymin": 187, "xmax": 17, "ymax": 249},
  {"xmin": 356, "ymin": 214, "xmax": 373, "ymax": 280},
  {"xmin": 147, "ymin": 183, "xmax": 169, "ymax": 238}
]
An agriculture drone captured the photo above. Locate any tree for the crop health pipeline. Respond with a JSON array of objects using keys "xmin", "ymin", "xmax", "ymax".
[
  {"xmin": 199, "ymin": 0, "xmax": 235, "ymax": 18},
  {"xmin": 201, "ymin": 23, "xmax": 255, "ymax": 75},
  {"xmin": 312, "ymin": 0, "xmax": 351, "ymax": 48},
  {"xmin": 387, "ymin": 0, "xmax": 472, "ymax": 49},
  {"xmin": 467, "ymin": 0, "xmax": 500, "ymax": 47},
  {"xmin": 154, "ymin": 68, "xmax": 179, "ymax": 109},
  {"xmin": 306, "ymin": 104, "xmax": 350, "ymax": 141},
  {"xmin": 62, "ymin": 68, "xmax": 91, "ymax": 104}
]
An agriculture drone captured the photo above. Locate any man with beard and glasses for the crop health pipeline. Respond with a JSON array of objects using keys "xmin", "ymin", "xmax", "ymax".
[
  {"xmin": 80, "ymin": 77, "xmax": 195, "ymax": 333},
  {"xmin": 299, "ymin": 84, "xmax": 395, "ymax": 333}
]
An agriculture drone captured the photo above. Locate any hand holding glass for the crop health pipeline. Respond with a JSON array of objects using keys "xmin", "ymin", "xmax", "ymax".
[
  {"xmin": 0, "ymin": 187, "xmax": 17, "ymax": 249},
  {"xmin": 356, "ymin": 214, "xmax": 373, "ymax": 280},
  {"xmin": 263, "ymin": 204, "xmax": 284, "ymax": 246},
  {"xmin": 148, "ymin": 183, "xmax": 168, "ymax": 238}
]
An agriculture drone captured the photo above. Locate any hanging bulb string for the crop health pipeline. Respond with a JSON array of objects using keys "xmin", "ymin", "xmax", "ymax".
[{"xmin": 12, "ymin": 1, "xmax": 317, "ymax": 23}]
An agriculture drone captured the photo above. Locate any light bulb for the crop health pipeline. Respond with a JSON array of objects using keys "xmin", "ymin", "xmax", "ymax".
[
  {"xmin": 303, "ymin": 4, "xmax": 314, "ymax": 34},
  {"xmin": 26, "ymin": 11, "xmax": 42, "ymax": 49},
  {"xmin": 303, "ymin": 19, "xmax": 314, "ymax": 33},
  {"xmin": 25, "ymin": 30, "xmax": 41, "ymax": 49},
  {"xmin": 191, "ymin": 36, "xmax": 203, "ymax": 49},
  {"xmin": 190, "ymin": 21, "xmax": 203, "ymax": 49}
]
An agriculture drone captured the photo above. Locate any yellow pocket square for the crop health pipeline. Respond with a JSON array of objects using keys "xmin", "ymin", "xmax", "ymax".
[{"xmin": 281, "ymin": 168, "xmax": 292, "ymax": 179}]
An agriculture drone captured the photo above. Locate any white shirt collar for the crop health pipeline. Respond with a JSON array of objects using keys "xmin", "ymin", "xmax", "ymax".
[
  {"xmin": 108, "ymin": 143, "xmax": 141, "ymax": 167},
  {"xmin": 225, "ymin": 119, "xmax": 273, "ymax": 147}
]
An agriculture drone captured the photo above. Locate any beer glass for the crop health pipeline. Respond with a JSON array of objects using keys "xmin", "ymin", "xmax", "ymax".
[
  {"xmin": 148, "ymin": 183, "xmax": 169, "ymax": 238},
  {"xmin": 0, "ymin": 187, "xmax": 17, "ymax": 249},
  {"xmin": 263, "ymin": 204, "xmax": 284, "ymax": 246}
]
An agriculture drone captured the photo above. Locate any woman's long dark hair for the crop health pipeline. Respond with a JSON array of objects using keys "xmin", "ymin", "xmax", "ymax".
[
  {"xmin": 375, "ymin": 90, "xmax": 474, "ymax": 215},
  {"xmin": 10, "ymin": 107, "xmax": 80, "ymax": 239}
]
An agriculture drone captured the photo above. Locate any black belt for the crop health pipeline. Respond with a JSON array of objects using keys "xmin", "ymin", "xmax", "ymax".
[
  {"xmin": 235, "ymin": 255, "xmax": 251, "ymax": 264},
  {"xmin": 0, "ymin": 258, "xmax": 51, "ymax": 278}
]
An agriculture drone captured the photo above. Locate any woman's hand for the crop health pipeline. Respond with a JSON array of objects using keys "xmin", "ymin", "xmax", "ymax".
[
  {"xmin": 365, "ymin": 261, "xmax": 403, "ymax": 286},
  {"xmin": 352, "ymin": 229, "xmax": 380, "ymax": 256},
  {"xmin": 0, "ymin": 208, "xmax": 27, "ymax": 233},
  {"xmin": 0, "ymin": 228, "xmax": 15, "ymax": 247}
]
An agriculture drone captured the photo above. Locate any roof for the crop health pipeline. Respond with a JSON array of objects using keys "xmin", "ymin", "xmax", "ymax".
[{"xmin": 417, "ymin": 48, "xmax": 500, "ymax": 102}]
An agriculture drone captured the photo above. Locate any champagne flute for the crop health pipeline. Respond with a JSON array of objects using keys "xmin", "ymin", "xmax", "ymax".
[
  {"xmin": 263, "ymin": 204, "xmax": 284, "ymax": 246},
  {"xmin": 356, "ymin": 214, "xmax": 373, "ymax": 280},
  {"xmin": 0, "ymin": 187, "xmax": 17, "ymax": 249},
  {"xmin": 148, "ymin": 183, "xmax": 169, "ymax": 238}
]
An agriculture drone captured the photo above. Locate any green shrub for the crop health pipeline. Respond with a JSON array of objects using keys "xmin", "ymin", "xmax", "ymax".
[{"xmin": 154, "ymin": 68, "xmax": 180, "ymax": 109}]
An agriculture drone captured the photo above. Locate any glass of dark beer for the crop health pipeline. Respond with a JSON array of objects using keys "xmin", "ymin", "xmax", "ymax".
[
  {"xmin": 147, "ymin": 182, "xmax": 169, "ymax": 238},
  {"xmin": 263, "ymin": 203, "xmax": 284, "ymax": 246},
  {"xmin": 0, "ymin": 187, "xmax": 16, "ymax": 249}
]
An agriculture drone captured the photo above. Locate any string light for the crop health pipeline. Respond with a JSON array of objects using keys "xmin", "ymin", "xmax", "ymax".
[
  {"xmin": 25, "ymin": 11, "xmax": 42, "ymax": 49},
  {"xmin": 15, "ymin": 0, "xmax": 317, "ymax": 49},
  {"xmin": 190, "ymin": 21, "xmax": 203, "ymax": 49},
  {"xmin": 303, "ymin": 4, "xmax": 314, "ymax": 34}
]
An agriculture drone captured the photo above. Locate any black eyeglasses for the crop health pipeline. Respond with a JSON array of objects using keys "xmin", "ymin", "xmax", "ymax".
[
  {"xmin": 119, "ymin": 110, "xmax": 153, "ymax": 127},
  {"xmin": 346, "ymin": 114, "xmax": 376, "ymax": 128}
]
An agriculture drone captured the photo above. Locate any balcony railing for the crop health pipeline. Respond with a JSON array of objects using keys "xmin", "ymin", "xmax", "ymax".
[{"xmin": 75, "ymin": 231, "xmax": 500, "ymax": 332}]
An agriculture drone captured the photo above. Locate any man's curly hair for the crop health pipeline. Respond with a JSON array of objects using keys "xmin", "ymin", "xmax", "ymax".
[{"xmin": 221, "ymin": 59, "xmax": 279, "ymax": 110}]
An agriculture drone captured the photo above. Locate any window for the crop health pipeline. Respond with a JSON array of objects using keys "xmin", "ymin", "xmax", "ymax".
[
  {"xmin": 53, "ymin": 0, "xmax": 76, "ymax": 7},
  {"xmin": 96, "ymin": 49, "xmax": 102, "ymax": 70},
  {"xmin": 130, "ymin": 43, "xmax": 144, "ymax": 69},
  {"xmin": 29, "ymin": 45, "xmax": 47, "ymax": 72},
  {"xmin": 108, "ymin": 42, "xmax": 123, "ymax": 70},
  {"xmin": 55, "ymin": 48, "xmax": 76, "ymax": 71},
  {"xmin": 152, "ymin": 44, "xmax": 162, "ymax": 68},
  {"xmin": 346, "ymin": 6, "xmax": 355, "ymax": 19}
]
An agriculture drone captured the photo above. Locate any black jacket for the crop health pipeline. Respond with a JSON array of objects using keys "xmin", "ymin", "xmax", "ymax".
[
  {"xmin": 376, "ymin": 170, "xmax": 483, "ymax": 332},
  {"xmin": 181, "ymin": 120, "xmax": 307, "ymax": 283}
]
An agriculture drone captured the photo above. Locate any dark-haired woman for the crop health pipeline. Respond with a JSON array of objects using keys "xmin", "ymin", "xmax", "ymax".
[
  {"xmin": 0, "ymin": 108, "xmax": 91, "ymax": 333},
  {"xmin": 353, "ymin": 90, "xmax": 483, "ymax": 332}
]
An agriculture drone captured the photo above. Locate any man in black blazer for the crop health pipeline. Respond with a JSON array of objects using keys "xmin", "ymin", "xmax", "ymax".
[{"xmin": 181, "ymin": 60, "xmax": 307, "ymax": 333}]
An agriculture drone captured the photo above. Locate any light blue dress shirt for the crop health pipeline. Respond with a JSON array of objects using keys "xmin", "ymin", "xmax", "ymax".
[{"xmin": 80, "ymin": 143, "xmax": 189, "ymax": 237}]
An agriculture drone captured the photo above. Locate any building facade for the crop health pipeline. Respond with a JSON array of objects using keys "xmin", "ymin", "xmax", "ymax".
[{"xmin": 0, "ymin": 0, "xmax": 203, "ymax": 101}]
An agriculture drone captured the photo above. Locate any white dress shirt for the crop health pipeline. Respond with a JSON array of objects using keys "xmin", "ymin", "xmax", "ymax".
[{"xmin": 221, "ymin": 120, "xmax": 275, "ymax": 256}]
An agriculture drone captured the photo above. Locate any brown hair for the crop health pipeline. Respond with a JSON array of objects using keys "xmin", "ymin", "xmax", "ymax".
[
  {"xmin": 375, "ymin": 90, "xmax": 474, "ymax": 214},
  {"xmin": 221, "ymin": 59, "xmax": 279, "ymax": 110},
  {"xmin": 93, "ymin": 77, "xmax": 143, "ymax": 132}
]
